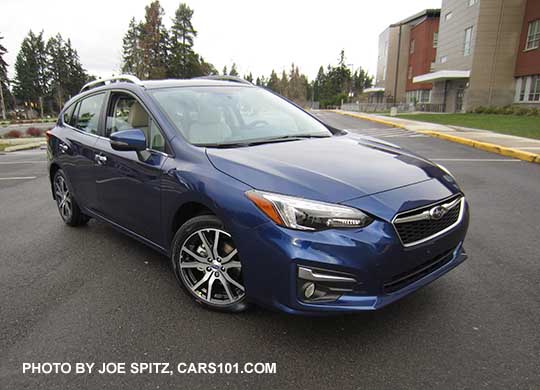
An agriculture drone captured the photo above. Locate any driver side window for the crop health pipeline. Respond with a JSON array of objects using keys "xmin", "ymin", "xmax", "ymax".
[{"xmin": 106, "ymin": 93, "xmax": 167, "ymax": 153}]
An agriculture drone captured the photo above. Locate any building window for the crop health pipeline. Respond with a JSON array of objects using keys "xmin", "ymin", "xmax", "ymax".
[
  {"xmin": 406, "ymin": 90, "xmax": 431, "ymax": 104},
  {"xmin": 410, "ymin": 39, "xmax": 415, "ymax": 54},
  {"xmin": 445, "ymin": 12, "xmax": 453, "ymax": 21},
  {"xmin": 408, "ymin": 66, "xmax": 413, "ymax": 79},
  {"xmin": 515, "ymin": 76, "xmax": 540, "ymax": 103},
  {"xmin": 518, "ymin": 78, "xmax": 527, "ymax": 102},
  {"xmin": 433, "ymin": 32, "xmax": 438, "ymax": 48},
  {"xmin": 464, "ymin": 27, "xmax": 473, "ymax": 56},
  {"xmin": 526, "ymin": 20, "xmax": 540, "ymax": 50},
  {"xmin": 440, "ymin": 55, "xmax": 448, "ymax": 63},
  {"xmin": 468, "ymin": 0, "xmax": 478, "ymax": 6},
  {"xmin": 529, "ymin": 76, "xmax": 540, "ymax": 101}
]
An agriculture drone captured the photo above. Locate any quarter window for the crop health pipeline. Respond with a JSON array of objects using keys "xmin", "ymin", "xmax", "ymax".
[
  {"xmin": 62, "ymin": 104, "xmax": 76, "ymax": 125},
  {"xmin": 526, "ymin": 20, "xmax": 540, "ymax": 50},
  {"xmin": 464, "ymin": 27, "xmax": 473, "ymax": 56},
  {"xmin": 74, "ymin": 93, "xmax": 105, "ymax": 134}
]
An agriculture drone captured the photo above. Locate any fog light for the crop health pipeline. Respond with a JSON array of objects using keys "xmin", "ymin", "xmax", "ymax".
[{"xmin": 303, "ymin": 282, "xmax": 316, "ymax": 299}]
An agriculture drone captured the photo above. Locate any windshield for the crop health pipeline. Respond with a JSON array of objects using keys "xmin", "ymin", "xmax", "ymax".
[{"xmin": 150, "ymin": 86, "xmax": 332, "ymax": 146}]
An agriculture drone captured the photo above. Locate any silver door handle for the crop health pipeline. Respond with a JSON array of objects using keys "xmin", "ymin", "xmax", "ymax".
[
  {"xmin": 95, "ymin": 154, "xmax": 107, "ymax": 165},
  {"xmin": 59, "ymin": 143, "xmax": 69, "ymax": 152}
]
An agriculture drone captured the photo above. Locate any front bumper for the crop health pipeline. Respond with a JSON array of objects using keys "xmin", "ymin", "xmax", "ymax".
[{"xmin": 235, "ymin": 199, "xmax": 469, "ymax": 315}]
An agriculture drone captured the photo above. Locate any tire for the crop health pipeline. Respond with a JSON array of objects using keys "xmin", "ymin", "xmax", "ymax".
[
  {"xmin": 171, "ymin": 215, "xmax": 249, "ymax": 313},
  {"xmin": 53, "ymin": 169, "xmax": 90, "ymax": 227}
]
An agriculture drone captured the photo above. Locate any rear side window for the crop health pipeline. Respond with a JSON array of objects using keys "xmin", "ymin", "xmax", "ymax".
[
  {"xmin": 74, "ymin": 93, "xmax": 105, "ymax": 134},
  {"xmin": 62, "ymin": 104, "xmax": 76, "ymax": 125}
]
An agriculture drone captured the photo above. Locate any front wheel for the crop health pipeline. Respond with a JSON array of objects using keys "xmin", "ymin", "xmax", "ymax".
[
  {"xmin": 171, "ymin": 215, "xmax": 249, "ymax": 313},
  {"xmin": 53, "ymin": 169, "xmax": 90, "ymax": 227}
]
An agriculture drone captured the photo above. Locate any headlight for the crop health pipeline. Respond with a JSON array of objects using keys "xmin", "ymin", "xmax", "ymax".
[{"xmin": 246, "ymin": 190, "xmax": 373, "ymax": 231}]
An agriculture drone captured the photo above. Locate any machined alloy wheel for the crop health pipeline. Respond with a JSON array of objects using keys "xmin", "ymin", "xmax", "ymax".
[
  {"xmin": 179, "ymin": 228, "xmax": 245, "ymax": 306},
  {"xmin": 54, "ymin": 174, "xmax": 73, "ymax": 221},
  {"xmin": 52, "ymin": 169, "xmax": 90, "ymax": 227}
]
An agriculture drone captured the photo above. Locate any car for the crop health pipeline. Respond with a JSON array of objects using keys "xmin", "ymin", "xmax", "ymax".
[{"xmin": 46, "ymin": 74, "xmax": 469, "ymax": 315}]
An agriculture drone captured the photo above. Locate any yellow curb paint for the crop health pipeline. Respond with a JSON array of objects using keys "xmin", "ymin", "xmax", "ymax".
[
  {"xmin": 419, "ymin": 131, "xmax": 540, "ymax": 165},
  {"xmin": 333, "ymin": 110, "xmax": 408, "ymax": 129}
]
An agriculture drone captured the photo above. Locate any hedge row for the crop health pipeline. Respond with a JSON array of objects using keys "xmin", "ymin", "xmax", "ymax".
[{"xmin": 472, "ymin": 106, "xmax": 540, "ymax": 116}]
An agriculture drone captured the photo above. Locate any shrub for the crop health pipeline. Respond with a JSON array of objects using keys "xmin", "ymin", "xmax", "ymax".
[
  {"xmin": 493, "ymin": 107, "xmax": 506, "ymax": 115},
  {"xmin": 514, "ymin": 107, "xmax": 529, "ymax": 116},
  {"xmin": 26, "ymin": 127, "xmax": 42, "ymax": 137},
  {"xmin": 526, "ymin": 107, "xmax": 539, "ymax": 116},
  {"xmin": 5, "ymin": 130, "xmax": 22, "ymax": 138},
  {"xmin": 474, "ymin": 106, "xmax": 486, "ymax": 114}
]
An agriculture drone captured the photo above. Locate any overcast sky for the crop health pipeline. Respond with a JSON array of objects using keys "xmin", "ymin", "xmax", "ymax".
[{"xmin": 1, "ymin": 0, "xmax": 441, "ymax": 81}]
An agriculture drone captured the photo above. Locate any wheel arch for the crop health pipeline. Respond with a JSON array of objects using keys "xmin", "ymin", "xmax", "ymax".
[
  {"xmin": 169, "ymin": 201, "xmax": 215, "ymax": 245},
  {"xmin": 49, "ymin": 162, "xmax": 61, "ymax": 199}
]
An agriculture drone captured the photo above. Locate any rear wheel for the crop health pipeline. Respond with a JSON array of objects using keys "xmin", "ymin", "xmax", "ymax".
[
  {"xmin": 171, "ymin": 215, "xmax": 248, "ymax": 313},
  {"xmin": 53, "ymin": 169, "xmax": 90, "ymax": 227}
]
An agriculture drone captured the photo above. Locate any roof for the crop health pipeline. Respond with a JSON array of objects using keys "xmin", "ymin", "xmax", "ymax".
[
  {"xmin": 79, "ymin": 75, "xmax": 253, "ymax": 94},
  {"xmin": 413, "ymin": 70, "xmax": 471, "ymax": 83},
  {"xmin": 142, "ymin": 79, "xmax": 253, "ymax": 89},
  {"xmin": 390, "ymin": 9, "xmax": 441, "ymax": 27}
]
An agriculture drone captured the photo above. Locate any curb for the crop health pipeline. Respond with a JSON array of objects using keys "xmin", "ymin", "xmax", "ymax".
[
  {"xmin": 4, "ymin": 142, "xmax": 46, "ymax": 152},
  {"xmin": 334, "ymin": 110, "xmax": 408, "ymax": 129},
  {"xmin": 419, "ymin": 131, "xmax": 540, "ymax": 164},
  {"xmin": 334, "ymin": 110, "xmax": 540, "ymax": 165}
]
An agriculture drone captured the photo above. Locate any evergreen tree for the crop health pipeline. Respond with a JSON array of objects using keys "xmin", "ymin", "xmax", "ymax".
[
  {"xmin": 266, "ymin": 70, "xmax": 279, "ymax": 92},
  {"xmin": 46, "ymin": 34, "xmax": 69, "ymax": 110},
  {"xmin": 13, "ymin": 30, "xmax": 48, "ymax": 107},
  {"xmin": 169, "ymin": 3, "xmax": 197, "ymax": 78},
  {"xmin": 229, "ymin": 63, "xmax": 238, "ymax": 76},
  {"xmin": 222, "ymin": 65, "xmax": 227, "ymax": 76},
  {"xmin": 139, "ymin": 1, "xmax": 168, "ymax": 79},
  {"xmin": 121, "ymin": 17, "xmax": 143, "ymax": 77},
  {"xmin": 0, "ymin": 33, "xmax": 10, "ymax": 116},
  {"xmin": 244, "ymin": 72, "xmax": 253, "ymax": 83},
  {"xmin": 279, "ymin": 70, "xmax": 288, "ymax": 96}
]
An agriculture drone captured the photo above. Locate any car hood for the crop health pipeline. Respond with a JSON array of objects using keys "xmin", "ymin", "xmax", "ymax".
[{"xmin": 206, "ymin": 135, "xmax": 446, "ymax": 203}]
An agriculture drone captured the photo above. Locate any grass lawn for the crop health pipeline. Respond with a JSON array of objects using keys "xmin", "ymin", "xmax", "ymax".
[
  {"xmin": 395, "ymin": 113, "xmax": 540, "ymax": 140},
  {"xmin": 0, "ymin": 143, "xmax": 8, "ymax": 151}
]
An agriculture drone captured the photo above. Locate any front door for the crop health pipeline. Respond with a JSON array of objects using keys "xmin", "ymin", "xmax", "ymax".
[
  {"xmin": 94, "ymin": 91, "xmax": 169, "ymax": 247},
  {"xmin": 455, "ymin": 88, "xmax": 464, "ymax": 113}
]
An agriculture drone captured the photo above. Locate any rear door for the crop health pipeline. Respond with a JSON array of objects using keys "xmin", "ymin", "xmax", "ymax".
[
  {"xmin": 93, "ymin": 91, "xmax": 169, "ymax": 247},
  {"xmin": 56, "ymin": 93, "xmax": 106, "ymax": 212}
]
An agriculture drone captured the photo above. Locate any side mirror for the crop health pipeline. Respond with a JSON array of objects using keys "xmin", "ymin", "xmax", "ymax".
[{"xmin": 110, "ymin": 129, "xmax": 146, "ymax": 152}]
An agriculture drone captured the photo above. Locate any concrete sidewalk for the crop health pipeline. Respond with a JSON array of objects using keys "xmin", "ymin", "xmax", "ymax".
[{"xmin": 336, "ymin": 110, "xmax": 540, "ymax": 164}]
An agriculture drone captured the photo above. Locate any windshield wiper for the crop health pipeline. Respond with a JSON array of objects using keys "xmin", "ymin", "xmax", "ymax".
[{"xmin": 200, "ymin": 134, "xmax": 331, "ymax": 149}]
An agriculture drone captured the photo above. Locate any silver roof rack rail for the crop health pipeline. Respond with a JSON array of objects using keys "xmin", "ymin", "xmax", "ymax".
[
  {"xmin": 80, "ymin": 75, "xmax": 143, "ymax": 93},
  {"xmin": 194, "ymin": 75, "xmax": 253, "ymax": 85}
]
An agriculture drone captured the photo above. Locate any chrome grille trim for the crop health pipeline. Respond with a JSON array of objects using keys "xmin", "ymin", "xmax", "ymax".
[{"xmin": 392, "ymin": 195, "xmax": 465, "ymax": 247}]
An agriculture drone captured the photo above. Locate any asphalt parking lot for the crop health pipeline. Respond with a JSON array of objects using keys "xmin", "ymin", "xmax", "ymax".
[{"xmin": 1, "ymin": 112, "xmax": 539, "ymax": 389}]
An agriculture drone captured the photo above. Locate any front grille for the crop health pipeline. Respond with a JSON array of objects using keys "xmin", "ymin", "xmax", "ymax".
[
  {"xmin": 383, "ymin": 248, "xmax": 455, "ymax": 293},
  {"xmin": 393, "ymin": 195, "xmax": 463, "ymax": 246}
]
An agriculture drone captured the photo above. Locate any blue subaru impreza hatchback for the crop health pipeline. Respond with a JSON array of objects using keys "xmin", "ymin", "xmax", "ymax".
[{"xmin": 47, "ymin": 75, "xmax": 469, "ymax": 314}]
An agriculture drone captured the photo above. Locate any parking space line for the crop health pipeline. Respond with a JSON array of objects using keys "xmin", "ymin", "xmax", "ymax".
[{"xmin": 0, "ymin": 176, "xmax": 38, "ymax": 180}]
